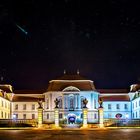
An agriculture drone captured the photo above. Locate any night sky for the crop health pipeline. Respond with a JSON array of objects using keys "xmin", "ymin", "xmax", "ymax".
[{"xmin": 0, "ymin": 0, "xmax": 140, "ymax": 90}]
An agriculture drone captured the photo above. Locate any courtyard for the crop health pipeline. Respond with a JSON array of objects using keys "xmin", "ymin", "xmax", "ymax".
[{"xmin": 0, "ymin": 129, "xmax": 140, "ymax": 140}]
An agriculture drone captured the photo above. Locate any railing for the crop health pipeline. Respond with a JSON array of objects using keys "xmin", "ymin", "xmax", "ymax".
[
  {"xmin": 0, "ymin": 119, "xmax": 38, "ymax": 127},
  {"xmin": 104, "ymin": 119, "xmax": 140, "ymax": 127}
]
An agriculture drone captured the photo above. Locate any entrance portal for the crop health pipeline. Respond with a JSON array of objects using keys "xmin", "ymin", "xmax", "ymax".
[{"xmin": 68, "ymin": 114, "xmax": 76, "ymax": 124}]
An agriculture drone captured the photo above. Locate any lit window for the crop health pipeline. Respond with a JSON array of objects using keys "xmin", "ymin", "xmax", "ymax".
[
  {"xmin": 32, "ymin": 114, "xmax": 35, "ymax": 119},
  {"xmin": 108, "ymin": 104, "xmax": 111, "ymax": 109},
  {"xmin": 23, "ymin": 114, "xmax": 26, "ymax": 119},
  {"xmin": 15, "ymin": 104, "xmax": 18, "ymax": 110},
  {"xmin": 23, "ymin": 104, "xmax": 26, "ymax": 110},
  {"xmin": 124, "ymin": 104, "xmax": 128, "ymax": 109},
  {"xmin": 116, "ymin": 104, "xmax": 120, "ymax": 109},
  {"xmin": 32, "ymin": 104, "xmax": 35, "ymax": 110}
]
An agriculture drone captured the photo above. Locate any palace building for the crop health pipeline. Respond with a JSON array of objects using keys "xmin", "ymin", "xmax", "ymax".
[{"xmin": 0, "ymin": 73, "xmax": 140, "ymax": 124}]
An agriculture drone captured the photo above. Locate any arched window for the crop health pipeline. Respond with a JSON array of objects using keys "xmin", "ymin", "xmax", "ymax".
[{"xmin": 70, "ymin": 97, "xmax": 74, "ymax": 109}]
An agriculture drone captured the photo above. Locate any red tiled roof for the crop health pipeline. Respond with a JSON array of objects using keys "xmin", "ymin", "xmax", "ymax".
[
  {"xmin": 12, "ymin": 95, "xmax": 45, "ymax": 102},
  {"xmin": 100, "ymin": 95, "xmax": 130, "ymax": 101},
  {"xmin": 97, "ymin": 89, "xmax": 128, "ymax": 94},
  {"xmin": 14, "ymin": 89, "xmax": 46, "ymax": 94}
]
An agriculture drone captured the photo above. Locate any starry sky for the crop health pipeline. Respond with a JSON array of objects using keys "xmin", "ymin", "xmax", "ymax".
[{"xmin": 0, "ymin": 0, "xmax": 140, "ymax": 90}]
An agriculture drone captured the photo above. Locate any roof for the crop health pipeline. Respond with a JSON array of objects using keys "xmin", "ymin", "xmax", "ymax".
[
  {"xmin": 97, "ymin": 89, "xmax": 128, "ymax": 94},
  {"xmin": 130, "ymin": 84, "xmax": 140, "ymax": 92},
  {"xmin": 14, "ymin": 89, "xmax": 46, "ymax": 94},
  {"xmin": 12, "ymin": 95, "xmax": 45, "ymax": 102},
  {"xmin": 100, "ymin": 95, "xmax": 130, "ymax": 101},
  {"xmin": 56, "ymin": 74, "xmax": 87, "ymax": 80},
  {"xmin": 47, "ymin": 80, "xmax": 95, "ymax": 91},
  {"xmin": 0, "ymin": 85, "xmax": 13, "ymax": 93},
  {"xmin": 47, "ymin": 74, "xmax": 95, "ymax": 91}
]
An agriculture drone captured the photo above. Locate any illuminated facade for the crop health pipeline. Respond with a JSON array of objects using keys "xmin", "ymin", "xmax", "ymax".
[{"xmin": 0, "ymin": 75, "xmax": 140, "ymax": 124}]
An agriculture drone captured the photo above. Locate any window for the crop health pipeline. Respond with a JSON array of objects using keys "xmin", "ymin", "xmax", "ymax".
[
  {"xmin": 47, "ymin": 113, "xmax": 49, "ymax": 119},
  {"xmin": 94, "ymin": 113, "xmax": 97, "ymax": 119},
  {"xmin": 46, "ymin": 98, "xmax": 49, "ymax": 109},
  {"xmin": 70, "ymin": 97, "xmax": 74, "ymax": 109},
  {"xmin": 5, "ymin": 112, "xmax": 6, "ymax": 118},
  {"xmin": 16, "ymin": 114, "xmax": 18, "ymax": 119},
  {"xmin": 81, "ymin": 113, "xmax": 83, "ymax": 119},
  {"xmin": 133, "ymin": 103, "xmax": 134, "ymax": 109},
  {"xmin": 108, "ymin": 104, "xmax": 111, "ymax": 109},
  {"xmin": 1, "ymin": 111, "xmax": 3, "ymax": 118},
  {"xmin": 133, "ymin": 113, "xmax": 134, "ymax": 118},
  {"xmin": 32, "ymin": 104, "xmax": 35, "ymax": 110},
  {"xmin": 136, "ymin": 102, "xmax": 137, "ymax": 108},
  {"xmin": 23, "ymin": 104, "xmax": 26, "ymax": 110},
  {"xmin": 124, "ymin": 104, "xmax": 128, "ymax": 109},
  {"xmin": 32, "ymin": 114, "xmax": 35, "ymax": 119},
  {"xmin": 5, "ymin": 102, "xmax": 7, "ymax": 108},
  {"xmin": 23, "ymin": 114, "xmax": 26, "ymax": 119},
  {"xmin": 2, "ymin": 101, "xmax": 3, "ymax": 107},
  {"xmin": 59, "ymin": 113, "xmax": 63, "ymax": 119},
  {"xmin": 116, "ymin": 104, "xmax": 120, "ymax": 109},
  {"xmin": 108, "ymin": 113, "xmax": 112, "ymax": 118},
  {"xmin": 136, "ymin": 112, "xmax": 137, "ymax": 118},
  {"xmin": 15, "ymin": 104, "xmax": 18, "ymax": 110},
  {"xmin": 139, "ymin": 100, "xmax": 140, "ymax": 106},
  {"xmin": 94, "ymin": 99, "xmax": 96, "ymax": 109}
]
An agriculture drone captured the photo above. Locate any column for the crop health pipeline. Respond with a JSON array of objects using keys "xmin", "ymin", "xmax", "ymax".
[
  {"xmin": 38, "ymin": 108, "xmax": 43, "ymax": 128},
  {"xmin": 54, "ymin": 108, "xmax": 59, "ymax": 127},
  {"xmin": 53, "ymin": 108, "xmax": 61, "ymax": 129},
  {"xmin": 98, "ymin": 107, "xmax": 104, "ymax": 128},
  {"xmin": 81, "ymin": 108, "xmax": 88, "ymax": 128}
]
